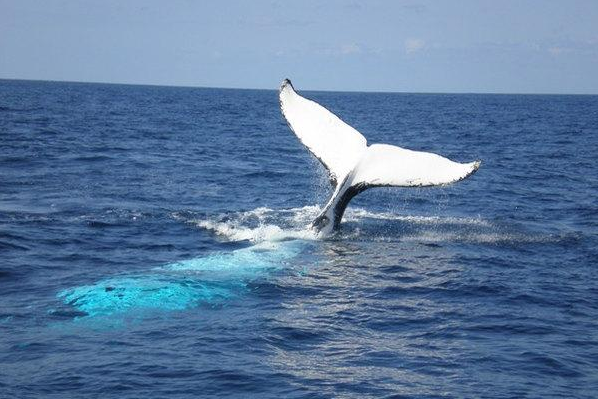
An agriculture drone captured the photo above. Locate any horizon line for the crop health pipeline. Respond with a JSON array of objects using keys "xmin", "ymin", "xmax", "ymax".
[{"xmin": 1, "ymin": 77, "xmax": 596, "ymax": 97}]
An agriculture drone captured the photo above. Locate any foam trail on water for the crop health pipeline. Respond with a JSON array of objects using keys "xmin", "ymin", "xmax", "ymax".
[
  {"xmin": 343, "ymin": 208, "xmax": 490, "ymax": 226},
  {"xmin": 195, "ymin": 219, "xmax": 316, "ymax": 242},
  {"xmin": 185, "ymin": 206, "xmax": 321, "ymax": 242},
  {"xmin": 186, "ymin": 205, "xmax": 502, "ymax": 244},
  {"xmin": 181, "ymin": 205, "xmax": 492, "ymax": 244}
]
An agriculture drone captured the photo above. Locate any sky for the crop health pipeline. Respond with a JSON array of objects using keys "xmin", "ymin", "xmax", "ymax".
[{"xmin": 1, "ymin": 0, "xmax": 598, "ymax": 94}]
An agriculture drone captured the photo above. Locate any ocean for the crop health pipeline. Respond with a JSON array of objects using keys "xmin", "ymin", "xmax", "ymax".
[{"xmin": 1, "ymin": 79, "xmax": 597, "ymax": 398}]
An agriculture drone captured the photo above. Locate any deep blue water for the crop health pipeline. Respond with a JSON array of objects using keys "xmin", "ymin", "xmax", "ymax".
[{"xmin": 1, "ymin": 79, "xmax": 597, "ymax": 398}]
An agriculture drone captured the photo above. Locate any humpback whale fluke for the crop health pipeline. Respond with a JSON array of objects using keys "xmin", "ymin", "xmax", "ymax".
[{"xmin": 279, "ymin": 79, "xmax": 481, "ymax": 234}]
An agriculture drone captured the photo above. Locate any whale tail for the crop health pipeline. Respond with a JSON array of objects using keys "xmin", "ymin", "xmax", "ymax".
[{"xmin": 279, "ymin": 79, "xmax": 481, "ymax": 234}]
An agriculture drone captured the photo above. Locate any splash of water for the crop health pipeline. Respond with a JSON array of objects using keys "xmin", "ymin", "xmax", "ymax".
[
  {"xmin": 187, "ymin": 206, "xmax": 320, "ymax": 242},
  {"xmin": 187, "ymin": 205, "xmax": 536, "ymax": 245}
]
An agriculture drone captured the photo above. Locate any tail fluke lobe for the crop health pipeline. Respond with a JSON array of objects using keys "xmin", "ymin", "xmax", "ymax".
[
  {"xmin": 279, "ymin": 79, "xmax": 367, "ymax": 187},
  {"xmin": 351, "ymin": 144, "xmax": 481, "ymax": 188},
  {"xmin": 279, "ymin": 79, "xmax": 481, "ymax": 233}
]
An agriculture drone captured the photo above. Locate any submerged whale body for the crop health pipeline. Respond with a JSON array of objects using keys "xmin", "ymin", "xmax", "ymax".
[{"xmin": 279, "ymin": 79, "xmax": 481, "ymax": 234}]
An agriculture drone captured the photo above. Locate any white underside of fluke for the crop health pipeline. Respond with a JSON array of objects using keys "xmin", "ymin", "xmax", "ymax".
[{"xmin": 279, "ymin": 79, "xmax": 481, "ymax": 234}]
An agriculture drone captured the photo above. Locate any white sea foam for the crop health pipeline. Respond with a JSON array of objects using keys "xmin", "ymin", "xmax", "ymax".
[
  {"xmin": 400, "ymin": 231, "xmax": 562, "ymax": 245},
  {"xmin": 344, "ymin": 207, "xmax": 490, "ymax": 226},
  {"xmin": 195, "ymin": 219, "xmax": 318, "ymax": 243},
  {"xmin": 190, "ymin": 206, "xmax": 320, "ymax": 243},
  {"xmin": 176, "ymin": 205, "xmax": 557, "ymax": 246}
]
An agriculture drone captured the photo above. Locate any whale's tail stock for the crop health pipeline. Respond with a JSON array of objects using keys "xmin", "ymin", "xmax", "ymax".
[{"xmin": 279, "ymin": 79, "xmax": 481, "ymax": 234}]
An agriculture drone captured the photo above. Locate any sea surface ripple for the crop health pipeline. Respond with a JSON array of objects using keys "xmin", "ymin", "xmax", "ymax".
[{"xmin": 1, "ymin": 80, "xmax": 597, "ymax": 398}]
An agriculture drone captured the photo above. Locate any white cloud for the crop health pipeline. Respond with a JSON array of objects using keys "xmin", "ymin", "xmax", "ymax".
[
  {"xmin": 548, "ymin": 47, "xmax": 566, "ymax": 56},
  {"xmin": 405, "ymin": 38, "xmax": 425, "ymax": 54},
  {"xmin": 340, "ymin": 43, "xmax": 361, "ymax": 55},
  {"xmin": 403, "ymin": 4, "xmax": 427, "ymax": 14}
]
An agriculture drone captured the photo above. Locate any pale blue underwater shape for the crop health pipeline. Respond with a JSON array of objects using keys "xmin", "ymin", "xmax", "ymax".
[{"xmin": 57, "ymin": 241, "xmax": 305, "ymax": 318}]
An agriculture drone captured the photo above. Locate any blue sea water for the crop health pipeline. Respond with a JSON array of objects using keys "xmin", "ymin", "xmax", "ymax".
[{"xmin": 1, "ymin": 79, "xmax": 597, "ymax": 398}]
